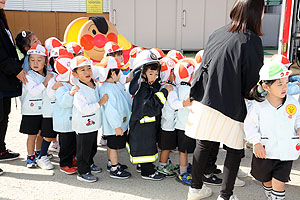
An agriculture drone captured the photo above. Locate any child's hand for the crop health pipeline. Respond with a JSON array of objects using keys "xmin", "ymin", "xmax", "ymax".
[
  {"xmin": 115, "ymin": 127, "xmax": 124, "ymax": 136},
  {"xmin": 52, "ymin": 82, "xmax": 63, "ymax": 90},
  {"xmin": 43, "ymin": 73, "xmax": 54, "ymax": 87},
  {"xmin": 297, "ymin": 81, "xmax": 300, "ymax": 87},
  {"xmin": 164, "ymin": 85, "xmax": 173, "ymax": 93},
  {"xmin": 70, "ymin": 85, "xmax": 79, "ymax": 96},
  {"xmin": 99, "ymin": 94, "xmax": 108, "ymax": 106},
  {"xmin": 126, "ymin": 76, "xmax": 133, "ymax": 83},
  {"xmin": 183, "ymin": 98, "xmax": 192, "ymax": 107},
  {"xmin": 254, "ymin": 143, "xmax": 266, "ymax": 159}
]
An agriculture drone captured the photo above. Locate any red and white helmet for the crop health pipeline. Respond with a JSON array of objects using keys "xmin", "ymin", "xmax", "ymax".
[
  {"xmin": 123, "ymin": 47, "xmax": 145, "ymax": 70},
  {"xmin": 50, "ymin": 46, "xmax": 72, "ymax": 59},
  {"xmin": 95, "ymin": 56, "xmax": 123, "ymax": 83},
  {"xmin": 104, "ymin": 41, "xmax": 123, "ymax": 57},
  {"xmin": 65, "ymin": 42, "xmax": 84, "ymax": 55},
  {"xmin": 70, "ymin": 56, "xmax": 93, "ymax": 71},
  {"xmin": 195, "ymin": 50, "xmax": 204, "ymax": 64},
  {"xmin": 174, "ymin": 58, "xmax": 196, "ymax": 85},
  {"xmin": 160, "ymin": 57, "xmax": 178, "ymax": 85},
  {"xmin": 271, "ymin": 54, "xmax": 292, "ymax": 68},
  {"xmin": 54, "ymin": 54, "xmax": 74, "ymax": 84},
  {"xmin": 150, "ymin": 48, "xmax": 166, "ymax": 59},
  {"xmin": 167, "ymin": 50, "xmax": 185, "ymax": 61},
  {"xmin": 27, "ymin": 44, "xmax": 48, "ymax": 57},
  {"xmin": 45, "ymin": 37, "xmax": 64, "ymax": 52}
]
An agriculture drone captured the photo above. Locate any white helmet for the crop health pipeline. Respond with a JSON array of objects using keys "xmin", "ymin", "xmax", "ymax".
[{"xmin": 174, "ymin": 58, "xmax": 196, "ymax": 85}]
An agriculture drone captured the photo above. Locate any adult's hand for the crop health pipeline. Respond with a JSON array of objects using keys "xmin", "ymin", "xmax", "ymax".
[{"xmin": 16, "ymin": 70, "xmax": 28, "ymax": 85}]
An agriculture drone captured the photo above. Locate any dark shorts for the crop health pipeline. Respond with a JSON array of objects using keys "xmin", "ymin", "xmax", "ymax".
[
  {"xmin": 176, "ymin": 129, "xmax": 196, "ymax": 154},
  {"xmin": 20, "ymin": 115, "xmax": 43, "ymax": 135},
  {"xmin": 250, "ymin": 155, "xmax": 293, "ymax": 183},
  {"xmin": 106, "ymin": 130, "xmax": 128, "ymax": 150},
  {"xmin": 41, "ymin": 118, "xmax": 58, "ymax": 138},
  {"xmin": 158, "ymin": 129, "xmax": 177, "ymax": 150}
]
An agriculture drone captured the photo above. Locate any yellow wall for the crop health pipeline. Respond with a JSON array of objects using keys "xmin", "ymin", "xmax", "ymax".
[{"xmin": 5, "ymin": 10, "xmax": 109, "ymax": 44}]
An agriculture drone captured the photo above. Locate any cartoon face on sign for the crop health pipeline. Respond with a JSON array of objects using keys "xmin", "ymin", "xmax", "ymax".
[
  {"xmin": 64, "ymin": 16, "xmax": 133, "ymax": 63},
  {"xmin": 286, "ymin": 104, "xmax": 297, "ymax": 119}
]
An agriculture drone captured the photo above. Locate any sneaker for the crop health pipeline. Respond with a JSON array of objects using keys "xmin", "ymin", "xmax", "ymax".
[
  {"xmin": 72, "ymin": 157, "xmax": 77, "ymax": 168},
  {"xmin": 217, "ymin": 195, "xmax": 239, "ymax": 200},
  {"xmin": 237, "ymin": 168, "xmax": 248, "ymax": 178},
  {"xmin": 0, "ymin": 168, "xmax": 3, "ymax": 175},
  {"xmin": 136, "ymin": 164, "xmax": 141, "ymax": 173},
  {"xmin": 48, "ymin": 141, "xmax": 60, "ymax": 153},
  {"xmin": 77, "ymin": 172, "xmax": 98, "ymax": 183},
  {"xmin": 167, "ymin": 159, "xmax": 180, "ymax": 171},
  {"xmin": 234, "ymin": 177, "xmax": 245, "ymax": 187},
  {"xmin": 60, "ymin": 166, "xmax": 77, "ymax": 175},
  {"xmin": 98, "ymin": 136, "xmax": 107, "ymax": 146},
  {"xmin": 213, "ymin": 168, "xmax": 222, "ymax": 175},
  {"xmin": 202, "ymin": 174, "xmax": 222, "ymax": 186},
  {"xmin": 37, "ymin": 155, "xmax": 54, "ymax": 170},
  {"xmin": 90, "ymin": 163, "xmax": 102, "ymax": 173},
  {"xmin": 47, "ymin": 154, "xmax": 53, "ymax": 160},
  {"xmin": 110, "ymin": 166, "xmax": 131, "ymax": 179},
  {"xmin": 34, "ymin": 150, "xmax": 40, "ymax": 158},
  {"xmin": 0, "ymin": 150, "xmax": 20, "ymax": 161},
  {"xmin": 156, "ymin": 166, "xmax": 176, "ymax": 177},
  {"xmin": 187, "ymin": 185, "xmax": 212, "ymax": 200},
  {"xmin": 141, "ymin": 171, "xmax": 165, "ymax": 181},
  {"xmin": 177, "ymin": 163, "xmax": 193, "ymax": 174},
  {"xmin": 176, "ymin": 172, "xmax": 192, "ymax": 185},
  {"xmin": 26, "ymin": 155, "xmax": 37, "ymax": 168},
  {"xmin": 106, "ymin": 161, "xmax": 128, "ymax": 172}
]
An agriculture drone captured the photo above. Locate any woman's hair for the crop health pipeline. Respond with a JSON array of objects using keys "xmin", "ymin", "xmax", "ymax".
[
  {"xmin": 107, "ymin": 68, "xmax": 121, "ymax": 79},
  {"xmin": 141, "ymin": 63, "xmax": 160, "ymax": 75},
  {"xmin": 228, "ymin": 0, "xmax": 265, "ymax": 36},
  {"xmin": 249, "ymin": 80, "xmax": 276, "ymax": 102},
  {"xmin": 15, "ymin": 31, "xmax": 34, "ymax": 56}
]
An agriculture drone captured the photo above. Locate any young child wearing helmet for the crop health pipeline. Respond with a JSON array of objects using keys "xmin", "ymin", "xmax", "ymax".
[
  {"xmin": 127, "ymin": 50, "xmax": 173, "ymax": 180},
  {"xmin": 245, "ymin": 61, "xmax": 300, "ymax": 200}
]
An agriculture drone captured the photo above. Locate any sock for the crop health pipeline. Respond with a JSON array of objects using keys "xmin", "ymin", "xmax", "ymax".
[
  {"xmin": 180, "ymin": 165, "xmax": 187, "ymax": 174},
  {"xmin": 39, "ymin": 140, "xmax": 51, "ymax": 158},
  {"xmin": 159, "ymin": 162, "xmax": 167, "ymax": 169},
  {"xmin": 111, "ymin": 164, "xmax": 118, "ymax": 171},
  {"xmin": 271, "ymin": 190, "xmax": 285, "ymax": 200},
  {"xmin": 263, "ymin": 184, "xmax": 272, "ymax": 198}
]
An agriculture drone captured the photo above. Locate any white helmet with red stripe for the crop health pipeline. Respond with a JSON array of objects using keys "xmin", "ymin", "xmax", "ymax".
[
  {"xmin": 95, "ymin": 56, "xmax": 123, "ymax": 83},
  {"xmin": 27, "ymin": 44, "xmax": 48, "ymax": 57},
  {"xmin": 50, "ymin": 46, "xmax": 72, "ymax": 59},
  {"xmin": 174, "ymin": 58, "xmax": 196, "ymax": 85},
  {"xmin": 70, "ymin": 56, "xmax": 93, "ymax": 71},
  {"xmin": 104, "ymin": 41, "xmax": 123, "ymax": 57},
  {"xmin": 160, "ymin": 57, "xmax": 178, "ymax": 85},
  {"xmin": 150, "ymin": 48, "xmax": 166, "ymax": 59},
  {"xmin": 45, "ymin": 37, "xmax": 64, "ymax": 52},
  {"xmin": 54, "ymin": 54, "xmax": 74, "ymax": 84},
  {"xmin": 123, "ymin": 47, "xmax": 144, "ymax": 70},
  {"xmin": 65, "ymin": 42, "xmax": 84, "ymax": 55},
  {"xmin": 195, "ymin": 50, "xmax": 204, "ymax": 71},
  {"xmin": 271, "ymin": 54, "xmax": 292, "ymax": 68},
  {"xmin": 167, "ymin": 50, "xmax": 185, "ymax": 61}
]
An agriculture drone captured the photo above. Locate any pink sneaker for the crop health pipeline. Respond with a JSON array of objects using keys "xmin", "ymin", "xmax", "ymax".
[{"xmin": 48, "ymin": 141, "xmax": 60, "ymax": 153}]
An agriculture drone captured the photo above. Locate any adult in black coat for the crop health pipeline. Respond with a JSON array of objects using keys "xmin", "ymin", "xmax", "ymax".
[
  {"xmin": 186, "ymin": 0, "xmax": 265, "ymax": 200},
  {"xmin": 0, "ymin": 0, "xmax": 28, "ymax": 170}
]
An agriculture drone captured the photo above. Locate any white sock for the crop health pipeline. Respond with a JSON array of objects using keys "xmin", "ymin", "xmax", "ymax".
[
  {"xmin": 180, "ymin": 165, "xmax": 187, "ymax": 174},
  {"xmin": 271, "ymin": 190, "xmax": 285, "ymax": 200},
  {"xmin": 159, "ymin": 162, "xmax": 167, "ymax": 169},
  {"xmin": 263, "ymin": 184, "xmax": 272, "ymax": 198}
]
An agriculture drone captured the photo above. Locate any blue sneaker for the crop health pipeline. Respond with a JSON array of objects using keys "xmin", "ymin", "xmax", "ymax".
[
  {"xmin": 176, "ymin": 172, "xmax": 192, "ymax": 185},
  {"xmin": 90, "ymin": 164, "xmax": 102, "ymax": 173},
  {"xmin": 26, "ymin": 154, "xmax": 37, "ymax": 168},
  {"xmin": 77, "ymin": 172, "xmax": 98, "ymax": 183}
]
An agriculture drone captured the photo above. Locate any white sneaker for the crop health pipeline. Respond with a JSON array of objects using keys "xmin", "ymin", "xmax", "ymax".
[
  {"xmin": 217, "ymin": 195, "xmax": 239, "ymax": 200},
  {"xmin": 187, "ymin": 185, "xmax": 212, "ymax": 200},
  {"xmin": 237, "ymin": 168, "xmax": 248, "ymax": 178},
  {"xmin": 234, "ymin": 177, "xmax": 245, "ymax": 187},
  {"xmin": 48, "ymin": 141, "xmax": 60, "ymax": 153},
  {"xmin": 37, "ymin": 155, "xmax": 54, "ymax": 170},
  {"xmin": 98, "ymin": 137, "xmax": 107, "ymax": 146}
]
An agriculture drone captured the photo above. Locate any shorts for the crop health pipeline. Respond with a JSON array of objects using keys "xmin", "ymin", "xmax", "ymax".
[
  {"xmin": 41, "ymin": 118, "xmax": 58, "ymax": 138},
  {"xmin": 176, "ymin": 129, "xmax": 196, "ymax": 154},
  {"xmin": 250, "ymin": 155, "xmax": 293, "ymax": 183},
  {"xmin": 20, "ymin": 115, "xmax": 43, "ymax": 135},
  {"xmin": 158, "ymin": 129, "xmax": 177, "ymax": 150},
  {"xmin": 106, "ymin": 130, "xmax": 128, "ymax": 150}
]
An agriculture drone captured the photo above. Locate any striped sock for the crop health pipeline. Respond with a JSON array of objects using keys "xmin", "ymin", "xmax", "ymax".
[
  {"xmin": 262, "ymin": 184, "xmax": 272, "ymax": 199},
  {"xmin": 271, "ymin": 190, "xmax": 285, "ymax": 200}
]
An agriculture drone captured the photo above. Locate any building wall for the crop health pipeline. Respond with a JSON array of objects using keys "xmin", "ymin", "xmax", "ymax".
[{"xmin": 5, "ymin": 10, "xmax": 109, "ymax": 43}]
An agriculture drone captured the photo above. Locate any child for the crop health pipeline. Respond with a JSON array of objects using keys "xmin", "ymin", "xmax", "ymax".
[
  {"xmin": 52, "ymin": 54, "xmax": 78, "ymax": 175},
  {"xmin": 71, "ymin": 56, "xmax": 108, "ymax": 183},
  {"xmin": 244, "ymin": 62, "xmax": 300, "ymax": 200},
  {"xmin": 15, "ymin": 30, "xmax": 41, "ymax": 72},
  {"xmin": 127, "ymin": 50, "xmax": 173, "ymax": 180},
  {"xmin": 171, "ymin": 59, "xmax": 196, "ymax": 185},
  {"xmin": 19, "ymin": 44, "xmax": 53, "ymax": 168},
  {"xmin": 97, "ymin": 56, "xmax": 132, "ymax": 179}
]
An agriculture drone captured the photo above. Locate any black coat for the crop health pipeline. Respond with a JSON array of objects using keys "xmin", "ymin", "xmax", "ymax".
[
  {"xmin": 191, "ymin": 25, "xmax": 264, "ymax": 122},
  {"xmin": 0, "ymin": 10, "xmax": 22, "ymax": 96}
]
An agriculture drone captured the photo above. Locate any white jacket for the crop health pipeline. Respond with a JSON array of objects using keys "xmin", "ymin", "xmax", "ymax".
[
  {"xmin": 72, "ymin": 81, "xmax": 101, "ymax": 134},
  {"xmin": 42, "ymin": 73, "xmax": 57, "ymax": 118},
  {"xmin": 174, "ymin": 84, "xmax": 191, "ymax": 131},
  {"xmin": 20, "ymin": 70, "xmax": 46, "ymax": 115},
  {"xmin": 244, "ymin": 95, "xmax": 300, "ymax": 161}
]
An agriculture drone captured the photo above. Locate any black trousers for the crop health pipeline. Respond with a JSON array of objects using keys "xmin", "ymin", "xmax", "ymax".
[
  {"xmin": 141, "ymin": 162, "xmax": 155, "ymax": 176},
  {"xmin": 58, "ymin": 132, "xmax": 76, "ymax": 167},
  {"xmin": 204, "ymin": 142, "xmax": 220, "ymax": 174},
  {"xmin": 0, "ymin": 97, "xmax": 11, "ymax": 152},
  {"xmin": 191, "ymin": 140, "xmax": 244, "ymax": 200},
  {"xmin": 76, "ymin": 131, "xmax": 98, "ymax": 175}
]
